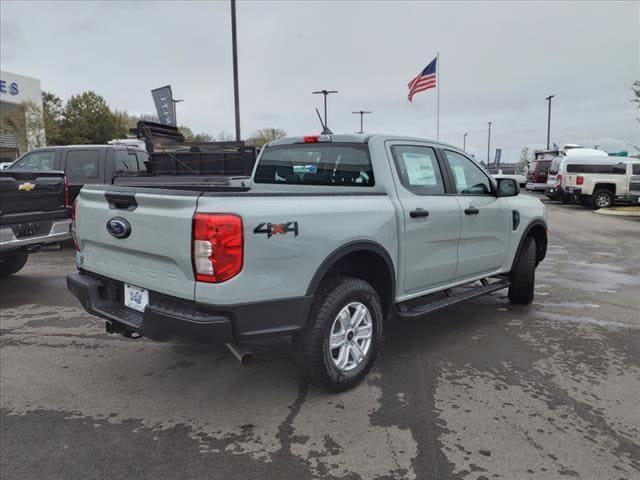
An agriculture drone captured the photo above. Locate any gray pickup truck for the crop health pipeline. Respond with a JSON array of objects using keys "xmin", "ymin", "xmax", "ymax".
[{"xmin": 67, "ymin": 134, "xmax": 547, "ymax": 391}]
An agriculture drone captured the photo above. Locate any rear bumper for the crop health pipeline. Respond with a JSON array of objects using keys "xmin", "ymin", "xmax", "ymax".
[
  {"xmin": 67, "ymin": 271, "xmax": 312, "ymax": 343},
  {"xmin": 526, "ymin": 182, "xmax": 547, "ymax": 191},
  {"xmin": 0, "ymin": 218, "xmax": 71, "ymax": 252}
]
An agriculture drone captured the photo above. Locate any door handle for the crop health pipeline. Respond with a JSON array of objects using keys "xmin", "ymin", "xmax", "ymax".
[
  {"xmin": 464, "ymin": 207, "xmax": 480, "ymax": 215},
  {"xmin": 410, "ymin": 208, "xmax": 429, "ymax": 218}
]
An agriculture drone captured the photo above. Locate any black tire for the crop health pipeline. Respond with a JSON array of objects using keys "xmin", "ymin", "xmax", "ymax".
[
  {"xmin": 0, "ymin": 250, "xmax": 29, "ymax": 278},
  {"xmin": 591, "ymin": 189, "xmax": 613, "ymax": 209},
  {"xmin": 295, "ymin": 276, "xmax": 383, "ymax": 392},
  {"xmin": 508, "ymin": 237, "xmax": 536, "ymax": 305}
]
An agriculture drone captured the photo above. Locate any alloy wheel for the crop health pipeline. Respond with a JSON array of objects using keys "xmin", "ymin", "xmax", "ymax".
[{"xmin": 328, "ymin": 302, "xmax": 373, "ymax": 372}]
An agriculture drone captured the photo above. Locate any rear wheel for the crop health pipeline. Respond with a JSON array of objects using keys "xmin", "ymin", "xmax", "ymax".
[
  {"xmin": 295, "ymin": 276, "xmax": 383, "ymax": 392},
  {"xmin": 591, "ymin": 189, "xmax": 613, "ymax": 209},
  {"xmin": 508, "ymin": 237, "xmax": 536, "ymax": 305},
  {"xmin": 0, "ymin": 250, "xmax": 29, "ymax": 278}
]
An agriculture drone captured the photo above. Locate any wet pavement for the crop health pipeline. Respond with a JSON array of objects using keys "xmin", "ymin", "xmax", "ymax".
[{"xmin": 1, "ymin": 197, "xmax": 639, "ymax": 480}]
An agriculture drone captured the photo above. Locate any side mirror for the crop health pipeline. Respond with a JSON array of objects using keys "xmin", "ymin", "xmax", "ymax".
[{"xmin": 497, "ymin": 178, "xmax": 519, "ymax": 197}]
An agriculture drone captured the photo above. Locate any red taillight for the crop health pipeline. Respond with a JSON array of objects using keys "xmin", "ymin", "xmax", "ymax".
[
  {"xmin": 577, "ymin": 176, "xmax": 584, "ymax": 185},
  {"xmin": 64, "ymin": 177, "xmax": 70, "ymax": 208},
  {"xmin": 303, "ymin": 135, "xmax": 319, "ymax": 143},
  {"xmin": 192, "ymin": 213, "xmax": 243, "ymax": 283},
  {"xmin": 556, "ymin": 174, "xmax": 562, "ymax": 187},
  {"xmin": 71, "ymin": 199, "xmax": 79, "ymax": 251}
]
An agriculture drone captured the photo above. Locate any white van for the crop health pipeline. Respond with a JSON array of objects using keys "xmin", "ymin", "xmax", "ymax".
[{"xmin": 545, "ymin": 149, "xmax": 608, "ymax": 202}]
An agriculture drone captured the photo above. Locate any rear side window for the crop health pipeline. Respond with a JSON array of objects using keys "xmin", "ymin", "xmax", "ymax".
[
  {"xmin": 255, "ymin": 143, "xmax": 373, "ymax": 186},
  {"xmin": 391, "ymin": 145, "xmax": 445, "ymax": 195},
  {"xmin": 566, "ymin": 163, "xmax": 627, "ymax": 174},
  {"xmin": 548, "ymin": 159, "xmax": 561, "ymax": 175},
  {"xmin": 66, "ymin": 150, "xmax": 100, "ymax": 179},
  {"xmin": 633, "ymin": 164, "xmax": 640, "ymax": 175},
  {"xmin": 115, "ymin": 150, "xmax": 141, "ymax": 174},
  {"xmin": 11, "ymin": 150, "xmax": 56, "ymax": 170}
]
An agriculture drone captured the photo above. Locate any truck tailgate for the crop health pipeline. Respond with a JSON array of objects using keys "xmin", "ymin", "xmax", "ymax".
[
  {"xmin": 76, "ymin": 187, "xmax": 198, "ymax": 300},
  {"xmin": 0, "ymin": 170, "xmax": 66, "ymax": 218}
]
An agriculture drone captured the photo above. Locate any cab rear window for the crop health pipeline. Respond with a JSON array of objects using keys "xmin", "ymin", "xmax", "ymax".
[{"xmin": 254, "ymin": 143, "xmax": 374, "ymax": 186}]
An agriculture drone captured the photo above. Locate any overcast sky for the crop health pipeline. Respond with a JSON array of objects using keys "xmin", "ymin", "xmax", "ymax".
[{"xmin": 1, "ymin": 0, "xmax": 638, "ymax": 160}]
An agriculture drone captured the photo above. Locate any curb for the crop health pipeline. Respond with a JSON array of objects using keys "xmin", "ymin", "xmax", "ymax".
[{"xmin": 593, "ymin": 208, "xmax": 640, "ymax": 217}]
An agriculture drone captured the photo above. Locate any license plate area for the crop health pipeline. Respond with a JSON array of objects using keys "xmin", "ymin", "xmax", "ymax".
[
  {"xmin": 12, "ymin": 221, "xmax": 53, "ymax": 239},
  {"xmin": 124, "ymin": 284, "xmax": 149, "ymax": 313}
]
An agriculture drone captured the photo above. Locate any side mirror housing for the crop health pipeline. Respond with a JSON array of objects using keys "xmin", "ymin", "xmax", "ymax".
[{"xmin": 497, "ymin": 178, "xmax": 519, "ymax": 197}]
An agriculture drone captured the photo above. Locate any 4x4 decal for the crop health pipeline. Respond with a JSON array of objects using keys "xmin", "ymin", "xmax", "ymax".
[{"xmin": 254, "ymin": 221, "xmax": 299, "ymax": 238}]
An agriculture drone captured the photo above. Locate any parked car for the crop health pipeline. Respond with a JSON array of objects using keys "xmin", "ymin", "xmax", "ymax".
[
  {"xmin": 0, "ymin": 169, "xmax": 71, "ymax": 277},
  {"xmin": 563, "ymin": 159, "xmax": 640, "ymax": 208},
  {"xmin": 487, "ymin": 166, "xmax": 527, "ymax": 187},
  {"xmin": 8, "ymin": 145, "xmax": 149, "ymax": 203},
  {"xmin": 67, "ymin": 134, "xmax": 547, "ymax": 392},
  {"xmin": 545, "ymin": 149, "xmax": 608, "ymax": 202},
  {"xmin": 526, "ymin": 159, "xmax": 552, "ymax": 191}
]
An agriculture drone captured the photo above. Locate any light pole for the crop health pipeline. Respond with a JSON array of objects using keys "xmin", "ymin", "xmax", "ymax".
[
  {"xmin": 463, "ymin": 132, "xmax": 468, "ymax": 151},
  {"xmin": 487, "ymin": 122, "xmax": 492, "ymax": 164},
  {"xmin": 352, "ymin": 111, "xmax": 372, "ymax": 134},
  {"xmin": 230, "ymin": 0, "xmax": 241, "ymax": 141},
  {"xmin": 546, "ymin": 94, "xmax": 555, "ymax": 150},
  {"xmin": 312, "ymin": 89, "xmax": 338, "ymax": 132}
]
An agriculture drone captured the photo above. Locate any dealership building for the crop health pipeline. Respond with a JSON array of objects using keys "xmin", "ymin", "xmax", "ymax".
[{"xmin": 0, "ymin": 70, "xmax": 45, "ymax": 162}]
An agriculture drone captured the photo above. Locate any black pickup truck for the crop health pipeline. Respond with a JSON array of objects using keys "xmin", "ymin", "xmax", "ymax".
[
  {"xmin": 0, "ymin": 170, "xmax": 71, "ymax": 277},
  {"xmin": 8, "ymin": 123, "xmax": 257, "ymax": 201}
]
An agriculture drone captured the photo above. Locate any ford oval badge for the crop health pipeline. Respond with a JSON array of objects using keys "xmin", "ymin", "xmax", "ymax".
[{"xmin": 106, "ymin": 217, "xmax": 131, "ymax": 239}]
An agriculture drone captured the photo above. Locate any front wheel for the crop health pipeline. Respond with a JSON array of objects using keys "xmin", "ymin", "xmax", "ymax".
[
  {"xmin": 508, "ymin": 237, "xmax": 536, "ymax": 305},
  {"xmin": 295, "ymin": 276, "xmax": 383, "ymax": 392}
]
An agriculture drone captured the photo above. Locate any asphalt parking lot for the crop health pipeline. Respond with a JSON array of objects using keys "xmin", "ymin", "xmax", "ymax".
[{"xmin": 1, "ymin": 196, "xmax": 639, "ymax": 480}]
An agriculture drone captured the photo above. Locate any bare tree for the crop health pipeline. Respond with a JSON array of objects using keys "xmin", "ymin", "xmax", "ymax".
[{"xmin": 247, "ymin": 128, "xmax": 287, "ymax": 148}]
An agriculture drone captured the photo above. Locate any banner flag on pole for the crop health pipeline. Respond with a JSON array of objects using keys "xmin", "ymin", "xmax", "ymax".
[{"xmin": 151, "ymin": 85, "xmax": 177, "ymax": 126}]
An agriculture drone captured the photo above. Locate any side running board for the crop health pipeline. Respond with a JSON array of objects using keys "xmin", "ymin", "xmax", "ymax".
[{"xmin": 396, "ymin": 278, "xmax": 510, "ymax": 319}]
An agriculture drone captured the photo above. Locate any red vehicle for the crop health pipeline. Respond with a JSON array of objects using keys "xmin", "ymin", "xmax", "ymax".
[{"xmin": 526, "ymin": 159, "xmax": 552, "ymax": 191}]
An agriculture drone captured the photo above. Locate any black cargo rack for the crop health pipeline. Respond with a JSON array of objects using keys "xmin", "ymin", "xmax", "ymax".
[{"xmin": 130, "ymin": 121, "xmax": 256, "ymax": 176}]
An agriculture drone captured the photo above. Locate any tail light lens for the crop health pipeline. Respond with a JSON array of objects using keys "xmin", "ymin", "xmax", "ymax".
[
  {"xmin": 64, "ymin": 177, "xmax": 70, "ymax": 208},
  {"xmin": 192, "ymin": 213, "xmax": 243, "ymax": 283},
  {"xmin": 577, "ymin": 176, "xmax": 584, "ymax": 185},
  {"xmin": 71, "ymin": 199, "xmax": 79, "ymax": 251},
  {"xmin": 556, "ymin": 174, "xmax": 562, "ymax": 187}
]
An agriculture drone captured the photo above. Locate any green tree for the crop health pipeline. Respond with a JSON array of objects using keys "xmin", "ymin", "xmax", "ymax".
[
  {"xmin": 60, "ymin": 91, "xmax": 119, "ymax": 144},
  {"xmin": 179, "ymin": 125, "xmax": 215, "ymax": 142},
  {"xmin": 247, "ymin": 128, "xmax": 286, "ymax": 148},
  {"xmin": 42, "ymin": 91, "xmax": 65, "ymax": 145}
]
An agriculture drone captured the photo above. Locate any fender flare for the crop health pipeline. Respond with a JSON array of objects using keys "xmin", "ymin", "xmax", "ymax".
[
  {"xmin": 305, "ymin": 240, "xmax": 396, "ymax": 300},
  {"xmin": 510, "ymin": 219, "xmax": 548, "ymax": 272}
]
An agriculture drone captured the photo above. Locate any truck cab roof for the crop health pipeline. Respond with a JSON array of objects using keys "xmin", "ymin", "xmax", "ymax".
[{"xmin": 267, "ymin": 133, "xmax": 461, "ymax": 152}]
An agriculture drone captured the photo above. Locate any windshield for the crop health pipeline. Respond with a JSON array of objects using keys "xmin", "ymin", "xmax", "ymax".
[{"xmin": 255, "ymin": 143, "xmax": 374, "ymax": 186}]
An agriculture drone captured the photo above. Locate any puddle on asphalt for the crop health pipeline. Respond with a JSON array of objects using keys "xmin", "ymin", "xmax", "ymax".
[{"xmin": 533, "ymin": 311, "xmax": 636, "ymax": 329}]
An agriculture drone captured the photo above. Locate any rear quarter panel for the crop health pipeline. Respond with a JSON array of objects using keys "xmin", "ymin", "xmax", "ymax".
[{"xmin": 194, "ymin": 193, "xmax": 398, "ymax": 305}]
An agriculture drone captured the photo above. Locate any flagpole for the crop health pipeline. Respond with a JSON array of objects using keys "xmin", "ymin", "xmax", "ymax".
[{"xmin": 436, "ymin": 52, "xmax": 440, "ymax": 141}]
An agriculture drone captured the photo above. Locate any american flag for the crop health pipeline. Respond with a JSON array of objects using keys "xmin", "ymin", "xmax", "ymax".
[{"xmin": 407, "ymin": 57, "xmax": 437, "ymax": 102}]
